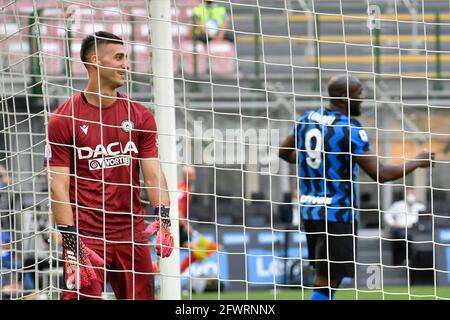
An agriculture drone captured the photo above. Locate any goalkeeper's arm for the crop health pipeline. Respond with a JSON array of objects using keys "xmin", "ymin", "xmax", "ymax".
[
  {"xmin": 50, "ymin": 166, "xmax": 104, "ymax": 289},
  {"xmin": 50, "ymin": 166, "xmax": 74, "ymax": 226},
  {"xmin": 141, "ymin": 159, "xmax": 174, "ymax": 257},
  {"xmin": 141, "ymin": 158, "xmax": 170, "ymax": 208}
]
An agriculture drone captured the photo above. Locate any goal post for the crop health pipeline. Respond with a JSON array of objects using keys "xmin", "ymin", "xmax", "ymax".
[{"xmin": 149, "ymin": 0, "xmax": 181, "ymax": 300}]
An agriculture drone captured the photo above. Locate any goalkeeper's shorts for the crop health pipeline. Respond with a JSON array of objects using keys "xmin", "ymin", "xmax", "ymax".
[
  {"xmin": 62, "ymin": 238, "xmax": 154, "ymax": 300},
  {"xmin": 302, "ymin": 219, "xmax": 358, "ymax": 280}
]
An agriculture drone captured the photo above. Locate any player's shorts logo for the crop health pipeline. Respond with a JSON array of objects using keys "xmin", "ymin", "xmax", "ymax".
[{"xmin": 121, "ymin": 120, "xmax": 134, "ymax": 133}]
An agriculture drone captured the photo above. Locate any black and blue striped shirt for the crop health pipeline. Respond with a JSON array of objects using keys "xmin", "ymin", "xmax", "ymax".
[{"xmin": 291, "ymin": 108, "xmax": 371, "ymax": 224}]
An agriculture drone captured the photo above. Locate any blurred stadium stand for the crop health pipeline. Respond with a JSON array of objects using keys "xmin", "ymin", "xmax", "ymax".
[{"xmin": 244, "ymin": 192, "xmax": 272, "ymax": 228}]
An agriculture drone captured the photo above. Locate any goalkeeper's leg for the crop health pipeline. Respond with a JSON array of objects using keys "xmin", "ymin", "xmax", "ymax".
[{"xmin": 108, "ymin": 242, "xmax": 154, "ymax": 300}]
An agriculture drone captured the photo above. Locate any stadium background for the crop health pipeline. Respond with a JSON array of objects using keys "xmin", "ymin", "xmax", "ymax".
[{"xmin": 0, "ymin": 0, "xmax": 449, "ymax": 299}]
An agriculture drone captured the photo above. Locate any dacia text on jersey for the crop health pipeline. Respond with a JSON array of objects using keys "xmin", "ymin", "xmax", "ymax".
[{"xmin": 77, "ymin": 141, "xmax": 138, "ymax": 171}]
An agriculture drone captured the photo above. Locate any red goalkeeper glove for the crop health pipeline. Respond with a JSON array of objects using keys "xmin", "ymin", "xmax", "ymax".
[
  {"xmin": 58, "ymin": 225, "xmax": 104, "ymax": 290},
  {"xmin": 144, "ymin": 206, "xmax": 174, "ymax": 258}
]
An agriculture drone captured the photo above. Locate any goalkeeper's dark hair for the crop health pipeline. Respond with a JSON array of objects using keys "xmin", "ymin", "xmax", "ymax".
[{"xmin": 80, "ymin": 31, "xmax": 123, "ymax": 66}]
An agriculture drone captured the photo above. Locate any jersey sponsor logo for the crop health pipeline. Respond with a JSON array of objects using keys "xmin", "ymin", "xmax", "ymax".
[
  {"xmin": 77, "ymin": 141, "xmax": 138, "ymax": 170},
  {"xmin": 80, "ymin": 124, "xmax": 89, "ymax": 135},
  {"xmin": 300, "ymin": 194, "xmax": 332, "ymax": 205},
  {"xmin": 77, "ymin": 141, "xmax": 138, "ymax": 159},
  {"xmin": 121, "ymin": 120, "xmax": 134, "ymax": 133},
  {"xmin": 358, "ymin": 129, "xmax": 368, "ymax": 142},
  {"xmin": 88, "ymin": 156, "xmax": 130, "ymax": 170}
]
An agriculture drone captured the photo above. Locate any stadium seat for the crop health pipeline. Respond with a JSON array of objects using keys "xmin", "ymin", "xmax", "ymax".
[
  {"xmin": 41, "ymin": 40, "xmax": 64, "ymax": 75},
  {"xmin": 208, "ymin": 40, "xmax": 235, "ymax": 75},
  {"xmin": 102, "ymin": 7, "xmax": 132, "ymax": 39},
  {"xmin": 0, "ymin": 18, "xmax": 19, "ymax": 37},
  {"xmin": 173, "ymin": 0, "xmax": 200, "ymax": 10},
  {"xmin": 172, "ymin": 50, "xmax": 180, "ymax": 75},
  {"xmin": 111, "ymin": 23, "xmax": 132, "ymax": 39},
  {"xmin": 180, "ymin": 40, "xmax": 207, "ymax": 75},
  {"xmin": 81, "ymin": 21, "xmax": 105, "ymax": 35},
  {"xmin": 170, "ymin": 37, "xmax": 181, "ymax": 74},
  {"xmin": 175, "ymin": 6, "xmax": 194, "ymax": 25},
  {"xmin": 135, "ymin": 22, "xmax": 149, "ymax": 42},
  {"xmin": 171, "ymin": 6, "xmax": 193, "ymax": 43},
  {"xmin": 5, "ymin": 38, "xmax": 30, "ymax": 74},
  {"xmin": 131, "ymin": 43, "xmax": 179, "ymax": 76},
  {"xmin": 172, "ymin": 22, "xmax": 190, "ymax": 41},
  {"xmin": 79, "ymin": 8, "xmax": 105, "ymax": 35},
  {"xmin": 131, "ymin": 44, "xmax": 149, "ymax": 74},
  {"xmin": 40, "ymin": 8, "xmax": 65, "ymax": 40},
  {"xmin": 129, "ymin": 13, "xmax": 180, "ymax": 75},
  {"xmin": 32, "ymin": 9, "xmax": 66, "ymax": 75},
  {"xmin": 130, "ymin": 8, "xmax": 149, "ymax": 41},
  {"xmin": 70, "ymin": 40, "xmax": 85, "ymax": 76}
]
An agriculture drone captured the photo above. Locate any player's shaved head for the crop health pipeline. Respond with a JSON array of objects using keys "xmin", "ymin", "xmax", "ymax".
[
  {"xmin": 328, "ymin": 74, "xmax": 361, "ymax": 98},
  {"xmin": 80, "ymin": 31, "xmax": 123, "ymax": 67},
  {"xmin": 328, "ymin": 75, "xmax": 364, "ymax": 116}
]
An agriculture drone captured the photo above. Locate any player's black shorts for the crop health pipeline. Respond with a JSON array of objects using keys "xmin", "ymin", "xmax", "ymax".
[
  {"xmin": 302, "ymin": 220, "xmax": 358, "ymax": 279},
  {"xmin": 179, "ymin": 225, "xmax": 189, "ymax": 246}
]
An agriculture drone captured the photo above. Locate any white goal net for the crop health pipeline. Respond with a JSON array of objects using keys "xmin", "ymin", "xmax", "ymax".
[{"xmin": 0, "ymin": 0, "xmax": 449, "ymax": 300}]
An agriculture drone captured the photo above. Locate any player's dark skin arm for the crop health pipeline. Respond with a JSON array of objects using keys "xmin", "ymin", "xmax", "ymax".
[
  {"xmin": 354, "ymin": 150, "xmax": 435, "ymax": 183},
  {"xmin": 278, "ymin": 134, "xmax": 297, "ymax": 164},
  {"xmin": 279, "ymin": 134, "xmax": 435, "ymax": 180},
  {"xmin": 49, "ymin": 166, "xmax": 74, "ymax": 226},
  {"xmin": 141, "ymin": 159, "xmax": 170, "ymax": 208}
]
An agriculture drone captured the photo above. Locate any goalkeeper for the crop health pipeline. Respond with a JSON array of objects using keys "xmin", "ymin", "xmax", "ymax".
[
  {"xmin": 45, "ymin": 31, "xmax": 174, "ymax": 300},
  {"xmin": 279, "ymin": 74, "xmax": 434, "ymax": 300}
]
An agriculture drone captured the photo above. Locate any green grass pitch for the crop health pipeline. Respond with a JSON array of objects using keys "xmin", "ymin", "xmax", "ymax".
[{"xmin": 183, "ymin": 287, "xmax": 450, "ymax": 300}]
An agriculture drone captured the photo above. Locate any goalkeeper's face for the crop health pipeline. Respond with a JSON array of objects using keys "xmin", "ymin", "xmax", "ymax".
[{"xmin": 96, "ymin": 43, "xmax": 129, "ymax": 89}]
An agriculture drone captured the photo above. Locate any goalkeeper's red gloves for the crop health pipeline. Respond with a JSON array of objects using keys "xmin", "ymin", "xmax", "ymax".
[
  {"xmin": 58, "ymin": 225, "xmax": 104, "ymax": 290},
  {"xmin": 144, "ymin": 206, "xmax": 174, "ymax": 258}
]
